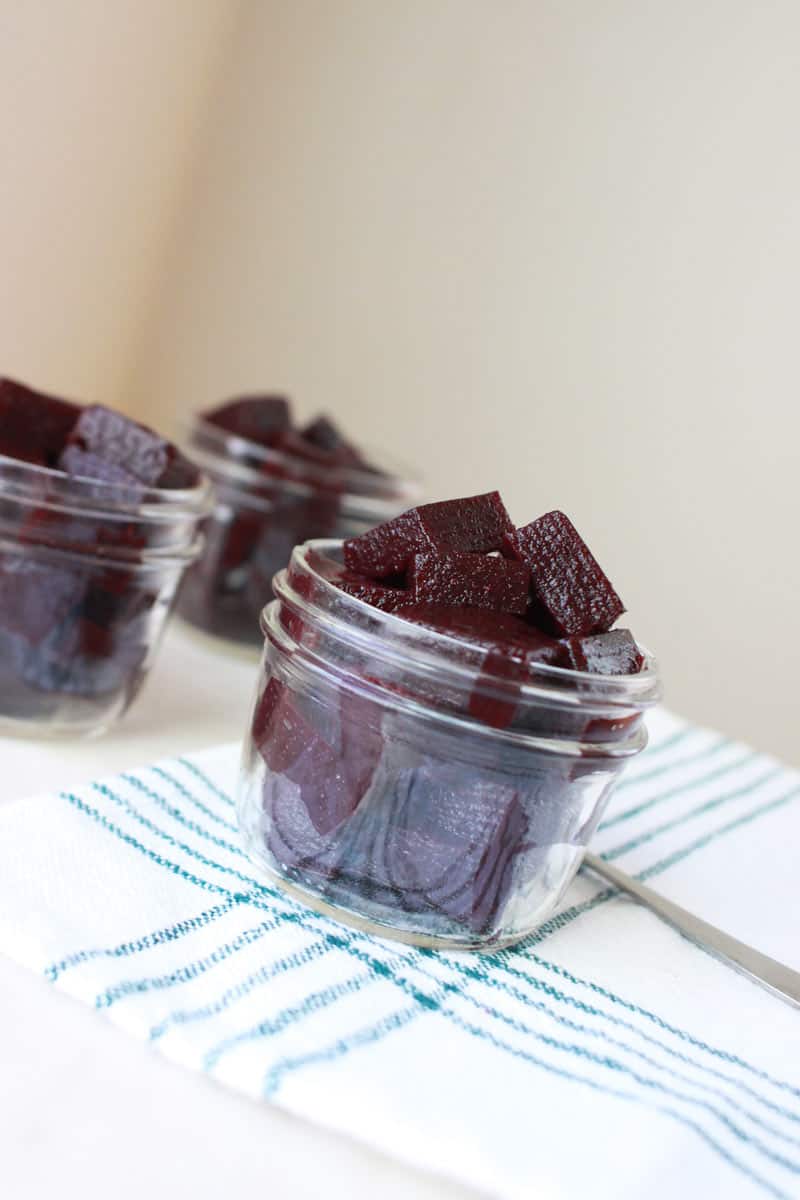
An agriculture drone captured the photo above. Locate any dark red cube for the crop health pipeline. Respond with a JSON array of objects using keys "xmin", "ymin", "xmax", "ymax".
[
  {"xmin": 334, "ymin": 571, "xmax": 411, "ymax": 612},
  {"xmin": 0, "ymin": 555, "xmax": 82, "ymax": 644},
  {"xmin": 397, "ymin": 603, "xmax": 562, "ymax": 665},
  {"xmin": 0, "ymin": 377, "xmax": 78, "ymax": 467},
  {"xmin": 204, "ymin": 395, "xmax": 291, "ymax": 448},
  {"xmin": 344, "ymin": 491, "xmax": 513, "ymax": 578},
  {"xmin": 300, "ymin": 415, "xmax": 363, "ymax": 468},
  {"xmin": 409, "ymin": 551, "xmax": 529, "ymax": 614},
  {"xmin": 503, "ymin": 510, "xmax": 624, "ymax": 637}
]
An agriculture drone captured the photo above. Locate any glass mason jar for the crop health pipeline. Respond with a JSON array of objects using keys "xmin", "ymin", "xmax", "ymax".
[
  {"xmin": 238, "ymin": 541, "xmax": 663, "ymax": 950},
  {"xmin": 176, "ymin": 415, "xmax": 419, "ymax": 645},
  {"xmin": 0, "ymin": 452, "xmax": 212, "ymax": 737}
]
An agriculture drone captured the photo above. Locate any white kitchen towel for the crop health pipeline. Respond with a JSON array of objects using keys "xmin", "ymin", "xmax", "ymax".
[{"xmin": 0, "ymin": 708, "xmax": 798, "ymax": 1200}]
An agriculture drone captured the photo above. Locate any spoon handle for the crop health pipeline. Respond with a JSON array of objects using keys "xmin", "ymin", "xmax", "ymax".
[{"xmin": 582, "ymin": 851, "xmax": 800, "ymax": 1009}]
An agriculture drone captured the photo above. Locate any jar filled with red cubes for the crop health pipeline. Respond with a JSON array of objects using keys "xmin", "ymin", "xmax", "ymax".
[
  {"xmin": 0, "ymin": 378, "xmax": 212, "ymax": 737},
  {"xmin": 238, "ymin": 492, "xmax": 662, "ymax": 949},
  {"xmin": 176, "ymin": 396, "xmax": 419, "ymax": 645}
]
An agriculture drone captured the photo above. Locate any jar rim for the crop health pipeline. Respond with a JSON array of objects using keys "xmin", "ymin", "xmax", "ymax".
[
  {"xmin": 266, "ymin": 540, "xmax": 663, "ymax": 753},
  {"xmin": 0, "ymin": 525, "xmax": 206, "ymax": 571},
  {"xmin": 186, "ymin": 415, "xmax": 421, "ymax": 518},
  {"xmin": 265, "ymin": 611, "xmax": 654, "ymax": 766},
  {"xmin": 0, "ymin": 451, "xmax": 215, "ymax": 522}
]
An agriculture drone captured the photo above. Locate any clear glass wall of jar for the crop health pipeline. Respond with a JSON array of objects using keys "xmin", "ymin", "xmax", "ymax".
[
  {"xmin": 237, "ymin": 541, "xmax": 662, "ymax": 950},
  {"xmin": 0, "ymin": 453, "xmax": 212, "ymax": 736},
  {"xmin": 177, "ymin": 416, "xmax": 420, "ymax": 645}
]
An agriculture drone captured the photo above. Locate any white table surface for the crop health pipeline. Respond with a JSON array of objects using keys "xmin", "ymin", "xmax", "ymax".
[{"xmin": 0, "ymin": 624, "xmax": 484, "ymax": 1200}]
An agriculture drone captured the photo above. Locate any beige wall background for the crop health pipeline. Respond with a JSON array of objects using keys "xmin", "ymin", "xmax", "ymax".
[
  {"xmin": 2, "ymin": 1, "xmax": 798, "ymax": 763},
  {"xmin": 0, "ymin": 0, "xmax": 238, "ymax": 402}
]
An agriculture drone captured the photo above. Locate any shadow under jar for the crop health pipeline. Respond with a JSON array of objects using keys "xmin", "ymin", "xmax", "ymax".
[
  {"xmin": 238, "ymin": 541, "xmax": 663, "ymax": 950},
  {"xmin": 0, "ymin": 454, "xmax": 212, "ymax": 737},
  {"xmin": 176, "ymin": 415, "xmax": 419, "ymax": 645}
]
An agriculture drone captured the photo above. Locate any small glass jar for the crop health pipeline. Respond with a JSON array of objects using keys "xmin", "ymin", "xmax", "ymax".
[
  {"xmin": 238, "ymin": 541, "xmax": 663, "ymax": 950},
  {"xmin": 0, "ymin": 453, "xmax": 212, "ymax": 737},
  {"xmin": 176, "ymin": 415, "xmax": 419, "ymax": 645}
]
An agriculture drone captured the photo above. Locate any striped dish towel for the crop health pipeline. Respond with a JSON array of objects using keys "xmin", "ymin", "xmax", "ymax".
[{"xmin": 0, "ymin": 708, "xmax": 798, "ymax": 1200}]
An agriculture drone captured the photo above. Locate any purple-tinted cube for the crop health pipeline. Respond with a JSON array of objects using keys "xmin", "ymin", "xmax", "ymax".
[
  {"xmin": 60, "ymin": 406, "xmax": 170, "ymax": 489},
  {"xmin": 0, "ymin": 555, "xmax": 83, "ymax": 644},
  {"xmin": 562, "ymin": 628, "xmax": 643, "ymax": 675},
  {"xmin": 58, "ymin": 445, "xmax": 144, "ymax": 499},
  {"xmin": 254, "ymin": 680, "xmax": 382, "ymax": 837},
  {"xmin": 336, "ymin": 762, "xmax": 528, "ymax": 933},
  {"xmin": 20, "ymin": 616, "xmax": 147, "ymax": 698}
]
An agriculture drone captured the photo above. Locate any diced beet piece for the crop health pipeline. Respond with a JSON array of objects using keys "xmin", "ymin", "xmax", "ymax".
[
  {"xmin": 254, "ymin": 680, "xmax": 382, "ymax": 836},
  {"xmin": 343, "ymin": 491, "xmax": 513, "ymax": 578},
  {"xmin": 218, "ymin": 509, "xmax": 265, "ymax": 574},
  {"xmin": 469, "ymin": 638, "xmax": 562, "ymax": 731},
  {"xmin": 18, "ymin": 505, "xmax": 147, "ymax": 558},
  {"xmin": 244, "ymin": 517, "xmax": 301, "ymax": 612},
  {"xmin": 409, "ymin": 551, "xmax": 529, "ymax": 615},
  {"xmin": 0, "ymin": 377, "xmax": 79, "ymax": 466},
  {"xmin": 466, "ymin": 660, "xmax": 520, "ymax": 731},
  {"xmin": 265, "ymin": 779, "xmax": 344, "ymax": 881},
  {"xmin": 58, "ymin": 445, "xmax": 144, "ymax": 495},
  {"xmin": 397, "ymin": 604, "xmax": 562, "ymax": 664},
  {"xmin": 338, "ymin": 687, "xmax": 384, "ymax": 811},
  {"xmin": 467, "ymin": 624, "xmax": 571, "ymax": 730},
  {"xmin": 60, "ymin": 406, "xmax": 170, "ymax": 489},
  {"xmin": 243, "ymin": 489, "xmax": 347, "ymax": 624},
  {"xmin": 252, "ymin": 678, "xmax": 308, "ymax": 774},
  {"xmin": 293, "ymin": 488, "xmax": 343, "ymax": 539},
  {"xmin": 303, "ymin": 546, "xmax": 410, "ymax": 613},
  {"xmin": 205, "ymin": 396, "xmax": 291, "ymax": 448},
  {"xmin": 262, "ymin": 693, "xmax": 383, "ymax": 884},
  {"xmin": 396, "ymin": 604, "xmax": 563, "ymax": 731},
  {"xmin": 0, "ymin": 546, "xmax": 154, "ymax": 702},
  {"xmin": 20, "ymin": 616, "xmax": 147, "ymax": 698},
  {"xmin": 300, "ymin": 415, "xmax": 363, "ymax": 467},
  {"xmin": 273, "ymin": 429, "xmax": 339, "ymax": 467},
  {"xmin": 414, "ymin": 492, "xmax": 514, "ymax": 557},
  {"xmin": 562, "ymin": 628, "xmax": 643, "ymax": 675},
  {"xmin": 0, "ymin": 384, "xmax": 197, "ymax": 493},
  {"xmin": 155, "ymin": 452, "xmax": 199, "ymax": 490},
  {"xmin": 335, "ymin": 571, "xmax": 411, "ymax": 612},
  {"xmin": 251, "ymin": 678, "xmax": 285, "ymax": 756},
  {"xmin": 503, "ymin": 510, "xmax": 624, "ymax": 637},
  {"xmin": 513, "ymin": 626, "xmax": 566, "ymax": 666},
  {"xmin": 273, "ymin": 430, "xmax": 363, "ymax": 476},
  {"xmin": 294, "ymin": 728, "xmax": 368, "ymax": 837},
  {"xmin": 333, "ymin": 762, "xmax": 528, "ymax": 933},
  {"xmin": 302, "ymin": 415, "xmax": 346, "ymax": 451},
  {"xmin": 0, "ymin": 556, "xmax": 83, "ymax": 643},
  {"xmin": 255, "ymin": 684, "xmax": 353, "ymax": 836},
  {"xmin": 80, "ymin": 570, "xmax": 156, "ymax": 631},
  {"xmin": 298, "ymin": 417, "xmax": 367, "ymax": 472}
]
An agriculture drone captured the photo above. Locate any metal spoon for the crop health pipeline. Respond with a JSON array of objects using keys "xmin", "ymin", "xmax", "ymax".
[{"xmin": 582, "ymin": 851, "xmax": 800, "ymax": 1010}]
